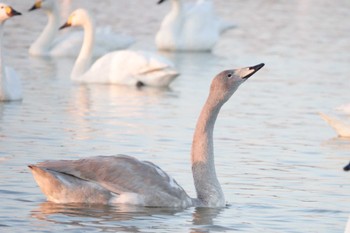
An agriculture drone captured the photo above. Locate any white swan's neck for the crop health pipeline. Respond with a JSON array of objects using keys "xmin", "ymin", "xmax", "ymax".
[
  {"xmin": 71, "ymin": 15, "xmax": 95, "ymax": 79},
  {"xmin": 191, "ymin": 93, "xmax": 225, "ymax": 207},
  {"xmin": 30, "ymin": 5, "xmax": 60, "ymax": 55},
  {"xmin": 0, "ymin": 23, "xmax": 5, "ymax": 96},
  {"xmin": 171, "ymin": 0, "xmax": 183, "ymax": 14}
]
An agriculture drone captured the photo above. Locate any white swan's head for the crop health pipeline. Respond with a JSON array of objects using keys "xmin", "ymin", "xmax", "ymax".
[
  {"xmin": 29, "ymin": 0, "xmax": 56, "ymax": 12},
  {"xmin": 210, "ymin": 63, "xmax": 264, "ymax": 102},
  {"xmin": 0, "ymin": 3, "xmax": 21, "ymax": 22},
  {"xmin": 59, "ymin": 9, "xmax": 91, "ymax": 29}
]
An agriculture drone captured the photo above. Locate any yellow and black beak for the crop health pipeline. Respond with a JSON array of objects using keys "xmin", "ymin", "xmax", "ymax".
[
  {"xmin": 59, "ymin": 15, "xmax": 73, "ymax": 30},
  {"xmin": 59, "ymin": 22, "xmax": 71, "ymax": 30},
  {"xmin": 28, "ymin": 1, "xmax": 42, "ymax": 11},
  {"xmin": 6, "ymin": 6, "xmax": 22, "ymax": 17}
]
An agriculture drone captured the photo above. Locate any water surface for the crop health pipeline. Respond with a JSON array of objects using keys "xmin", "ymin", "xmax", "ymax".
[{"xmin": 0, "ymin": 0, "xmax": 349, "ymax": 232}]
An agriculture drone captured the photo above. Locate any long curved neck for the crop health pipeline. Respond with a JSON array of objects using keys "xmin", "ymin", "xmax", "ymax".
[
  {"xmin": 30, "ymin": 6, "xmax": 60, "ymax": 54},
  {"xmin": 71, "ymin": 15, "xmax": 95, "ymax": 79},
  {"xmin": 0, "ymin": 23, "xmax": 5, "ymax": 97},
  {"xmin": 191, "ymin": 93, "xmax": 225, "ymax": 206},
  {"xmin": 171, "ymin": 0, "xmax": 182, "ymax": 14}
]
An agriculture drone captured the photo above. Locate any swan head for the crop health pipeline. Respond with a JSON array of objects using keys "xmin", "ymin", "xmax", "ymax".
[
  {"xmin": 29, "ymin": 0, "xmax": 56, "ymax": 12},
  {"xmin": 210, "ymin": 63, "xmax": 264, "ymax": 103},
  {"xmin": 59, "ymin": 9, "xmax": 90, "ymax": 30},
  {"xmin": 0, "ymin": 4, "xmax": 21, "ymax": 22}
]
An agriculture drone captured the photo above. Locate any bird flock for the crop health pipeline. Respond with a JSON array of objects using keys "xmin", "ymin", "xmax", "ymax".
[{"xmin": 0, "ymin": 0, "xmax": 348, "ymax": 213}]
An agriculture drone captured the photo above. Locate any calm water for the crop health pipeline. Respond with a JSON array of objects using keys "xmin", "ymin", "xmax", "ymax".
[{"xmin": 1, "ymin": 0, "xmax": 350, "ymax": 232}]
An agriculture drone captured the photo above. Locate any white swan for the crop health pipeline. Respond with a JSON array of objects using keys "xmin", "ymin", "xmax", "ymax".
[
  {"xmin": 156, "ymin": 0, "xmax": 235, "ymax": 52},
  {"xmin": 28, "ymin": 63, "xmax": 264, "ymax": 207},
  {"xmin": 0, "ymin": 3, "xmax": 22, "ymax": 102},
  {"xmin": 345, "ymin": 216, "xmax": 350, "ymax": 233},
  {"xmin": 28, "ymin": 0, "xmax": 135, "ymax": 57},
  {"xmin": 320, "ymin": 113, "xmax": 350, "ymax": 138},
  {"xmin": 60, "ymin": 9, "xmax": 178, "ymax": 87}
]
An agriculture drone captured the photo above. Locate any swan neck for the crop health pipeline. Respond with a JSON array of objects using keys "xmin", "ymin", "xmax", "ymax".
[
  {"xmin": 0, "ymin": 23, "xmax": 4, "ymax": 78},
  {"xmin": 171, "ymin": 0, "xmax": 182, "ymax": 14},
  {"xmin": 191, "ymin": 94, "xmax": 225, "ymax": 206},
  {"xmin": 0, "ymin": 23, "xmax": 6, "ymax": 96},
  {"xmin": 30, "ymin": 5, "xmax": 60, "ymax": 54},
  {"xmin": 71, "ymin": 15, "xmax": 95, "ymax": 79}
]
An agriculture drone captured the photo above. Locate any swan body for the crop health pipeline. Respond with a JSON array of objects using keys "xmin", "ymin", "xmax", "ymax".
[
  {"xmin": 0, "ymin": 4, "xmax": 22, "ymax": 101},
  {"xmin": 61, "ymin": 9, "xmax": 178, "ymax": 87},
  {"xmin": 320, "ymin": 113, "xmax": 350, "ymax": 137},
  {"xmin": 28, "ymin": 0, "xmax": 134, "ymax": 57},
  {"xmin": 156, "ymin": 0, "xmax": 235, "ymax": 52},
  {"xmin": 29, "ymin": 63, "xmax": 264, "ymax": 207}
]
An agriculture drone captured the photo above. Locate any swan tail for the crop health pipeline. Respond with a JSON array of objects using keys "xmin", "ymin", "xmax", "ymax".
[
  {"xmin": 28, "ymin": 165, "xmax": 112, "ymax": 204},
  {"xmin": 319, "ymin": 113, "xmax": 350, "ymax": 137}
]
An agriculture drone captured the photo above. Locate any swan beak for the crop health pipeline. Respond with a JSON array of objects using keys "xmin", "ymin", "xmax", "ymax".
[
  {"xmin": 6, "ymin": 6, "xmax": 22, "ymax": 17},
  {"xmin": 242, "ymin": 63, "xmax": 265, "ymax": 79},
  {"xmin": 344, "ymin": 162, "xmax": 350, "ymax": 171},
  {"xmin": 59, "ymin": 22, "xmax": 71, "ymax": 30},
  {"xmin": 59, "ymin": 15, "xmax": 73, "ymax": 30},
  {"xmin": 28, "ymin": 1, "xmax": 42, "ymax": 11},
  {"xmin": 157, "ymin": 0, "xmax": 166, "ymax": 4}
]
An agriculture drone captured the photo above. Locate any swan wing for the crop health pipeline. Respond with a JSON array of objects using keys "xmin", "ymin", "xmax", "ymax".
[
  {"xmin": 85, "ymin": 50, "xmax": 178, "ymax": 86},
  {"xmin": 32, "ymin": 155, "xmax": 191, "ymax": 206}
]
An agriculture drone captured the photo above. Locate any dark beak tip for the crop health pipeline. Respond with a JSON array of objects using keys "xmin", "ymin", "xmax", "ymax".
[
  {"xmin": 252, "ymin": 63, "xmax": 265, "ymax": 71},
  {"xmin": 59, "ymin": 22, "xmax": 70, "ymax": 30},
  {"xmin": 28, "ymin": 6, "xmax": 36, "ymax": 12}
]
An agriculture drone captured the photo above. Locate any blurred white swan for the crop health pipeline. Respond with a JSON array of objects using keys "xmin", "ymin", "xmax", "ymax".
[
  {"xmin": 28, "ymin": 0, "xmax": 134, "ymax": 57},
  {"xmin": 60, "ymin": 9, "xmax": 178, "ymax": 87},
  {"xmin": 156, "ymin": 0, "xmax": 235, "ymax": 52},
  {"xmin": 319, "ymin": 113, "xmax": 350, "ymax": 138},
  {"xmin": 28, "ymin": 63, "xmax": 264, "ymax": 207},
  {"xmin": 0, "ymin": 3, "xmax": 22, "ymax": 101},
  {"xmin": 345, "ymin": 216, "xmax": 350, "ymax": 233}
]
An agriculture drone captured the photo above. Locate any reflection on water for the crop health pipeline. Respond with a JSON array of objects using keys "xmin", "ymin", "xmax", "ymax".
[
  {"xmin": 0, "ymin": 0, "xmax": 350, "ymax": 232},
  {"xmin": 31, "ymin": 202, "xmax": 230, "ymax": 233}
]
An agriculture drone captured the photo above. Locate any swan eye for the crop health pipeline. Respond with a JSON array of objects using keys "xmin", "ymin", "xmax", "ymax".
[{"xmin": 227, "ymin": 73, "xmax": 232, "ymax": 78}]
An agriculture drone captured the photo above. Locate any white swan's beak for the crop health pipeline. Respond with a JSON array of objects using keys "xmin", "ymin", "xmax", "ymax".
[
  {"xmin": 29, "ymin": 1, "xmax": 41, "ymax": 11},
  {"xmin": 59, "ymin": 14, "xmax": 74, "ymax": 30},
  {"xmin": 241, "ymin": 63, "xmax": 265, "ymax": 80},
  {"xmin": 6, "ymin": 6, "xmax": 21, "ymax": 17},
  {"xmin": 344, "ymin": 162, "xmax": 350, "ymax": 171},
  {"xmin": 158, "ymin": 0, "xmax": 166, "ymax": 4},
  {"xmin": 59, "ymin": 22, "xmax": 71, "ymax": 30}
]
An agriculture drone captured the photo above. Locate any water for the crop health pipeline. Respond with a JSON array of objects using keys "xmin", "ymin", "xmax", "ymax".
[{"xmin": 1, "ymin": 0, "xmax": 349, "ymax": 232}]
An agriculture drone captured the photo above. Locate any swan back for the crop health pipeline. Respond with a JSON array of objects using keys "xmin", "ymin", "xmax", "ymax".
[
  {"xmin": 79, "ymin": 50, "xmax": 179, "ymax": 87},
  {"xmin": 156, "ymin": 0, "xmax": 232, "ymax": 51}
]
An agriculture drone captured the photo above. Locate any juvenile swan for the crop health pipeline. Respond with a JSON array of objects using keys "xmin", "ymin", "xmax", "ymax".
[
  {"xmin": 156, "ymin": 0, "xmax": 235, "ymax": 52},
  {"xmin": 28, "ymin": 0, "xmax": 134, "ymax": 57},
  {"xmin": 29, "ymin": 63, "xmax": 264, "ymax": 207},
  {"xmin": 60, "ymin": 9, "xmax": 178, "ymax": 87},
  {"xmin": 0, "ymin": 3, "xmax": 22, "ymax": 101}
]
